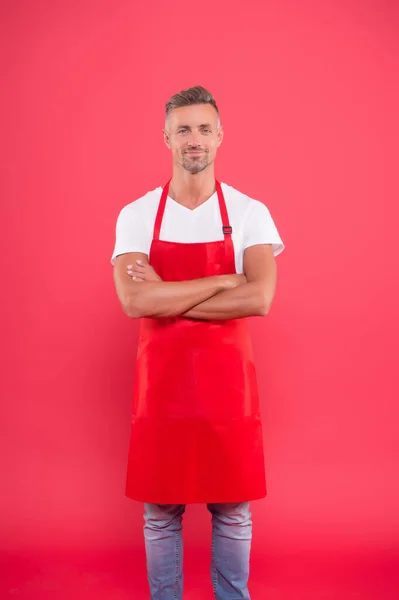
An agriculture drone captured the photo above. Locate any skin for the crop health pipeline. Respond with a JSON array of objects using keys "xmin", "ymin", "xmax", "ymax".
[
  {"xmin": 113, "ymin": 102, "xmax": 277, "ymax": 320},
  {"xmin": 162, "ymin": 102, "xmax": 224, "ymax": 207}
]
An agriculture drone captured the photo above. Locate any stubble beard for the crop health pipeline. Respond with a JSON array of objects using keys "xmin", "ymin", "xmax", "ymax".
[{"xmin": 181, "ymin": 153, "xmax": 210, "ymax": 174}]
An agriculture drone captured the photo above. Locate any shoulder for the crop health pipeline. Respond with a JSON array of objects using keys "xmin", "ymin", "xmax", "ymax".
[
  {"xmin": 116, "ymin": 186, "xmax": 161, "ymax": 224},
  {"xmin": 221, "ymin": 181, "xmax": 272, "ymax": 218},
  {"xmin": 222, "ymin": 181, "xmax": 285, "ymax": 255}
]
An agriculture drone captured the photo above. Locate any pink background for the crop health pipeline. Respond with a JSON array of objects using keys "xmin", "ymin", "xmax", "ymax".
[{"xmin": 1, "ymin": 0, "xmax": 398, "ymax": 598}]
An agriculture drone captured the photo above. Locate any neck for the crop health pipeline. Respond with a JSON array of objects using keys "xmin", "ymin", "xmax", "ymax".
[{"xmin": 167, "ymin": 166, "xmax": 216, "ymax": 208}]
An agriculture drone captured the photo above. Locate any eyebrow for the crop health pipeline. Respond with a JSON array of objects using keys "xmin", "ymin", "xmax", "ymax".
[{"xmin": 176, "ymin": 123, "xmax": 213, "ymax": 129}]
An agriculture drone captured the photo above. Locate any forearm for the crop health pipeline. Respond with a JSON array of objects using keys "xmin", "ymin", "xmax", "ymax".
[
  {"xmin": 125, "ymin": 276, "xmax": 231, "ymax": 318},
  {"xmin": 182, "ymin": 281, "xmax": 269, "ymax": 320}
]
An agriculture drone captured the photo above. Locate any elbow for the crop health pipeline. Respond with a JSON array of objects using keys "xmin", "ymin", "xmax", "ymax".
[
  {"xmin": 123, "ymin": 296, "xmax": 144, "ymax": 319},
  {"xmin": 256, "ymin": 303, "xmax": 269, "ymax": 317},
  {"xmin": 255, "ymin": 290, "xmax": 272, "ymax": 317},
  {"xmin": 125, "ymin": 305, "xmax": 142, "ymax": 319},
  {"xmin": 123, "ymin": 287, "xmax": 164, "ymax": 319}
]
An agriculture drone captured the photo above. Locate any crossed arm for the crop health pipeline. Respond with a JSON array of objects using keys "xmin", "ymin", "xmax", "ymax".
[{"xmin": 113, "ymin": 244, "xmax": 277, "ymax": 320}]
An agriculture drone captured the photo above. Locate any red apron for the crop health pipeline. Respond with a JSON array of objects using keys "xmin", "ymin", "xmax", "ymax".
[{"xmin": 125, "ymin": 179, "xmax": 267, "ymax": 504}]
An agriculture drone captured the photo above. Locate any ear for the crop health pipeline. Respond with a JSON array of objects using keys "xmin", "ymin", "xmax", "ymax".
[
  {"xmin": 217, "ymin": 125, "xmax": 224, "ymax": 147},
  {"xmin": 162, "ymin": 128, "xmax": 172, "ymax": 149}
]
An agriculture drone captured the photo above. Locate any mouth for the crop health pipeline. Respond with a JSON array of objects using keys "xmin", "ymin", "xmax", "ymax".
[{"xmin": 185, "ymin": 150, "xmax": 205, "ymax": 155}]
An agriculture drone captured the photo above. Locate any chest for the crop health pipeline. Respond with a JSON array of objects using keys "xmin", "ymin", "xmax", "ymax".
[{"xmin": 158, "ymin": 198, "xmax": 244, "ymax": 247}]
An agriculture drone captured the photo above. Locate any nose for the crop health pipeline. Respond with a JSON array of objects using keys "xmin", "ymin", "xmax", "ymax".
[{"xmin": 186, "ymin": 132, "xmax": 203, "ymax": 148}]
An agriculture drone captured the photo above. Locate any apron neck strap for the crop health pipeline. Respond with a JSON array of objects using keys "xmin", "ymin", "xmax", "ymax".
[
  {"xmin": 153, "ymin": 180, "xmax": 170, "ymax": 240},
  {"xmin": 215, "ymin": 181, "xmax": 233, "ymax": 239}
]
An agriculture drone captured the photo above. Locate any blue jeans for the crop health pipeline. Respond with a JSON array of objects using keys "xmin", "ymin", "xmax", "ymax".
[{"xmin": 143, "ymin": 501, "xmax": 252, "ymax": 600}]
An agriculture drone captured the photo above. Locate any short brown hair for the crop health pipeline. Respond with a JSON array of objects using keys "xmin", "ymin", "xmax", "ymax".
[{"xmin": 165, "ymin": 85, "xmax": 220, "ymax": 124}]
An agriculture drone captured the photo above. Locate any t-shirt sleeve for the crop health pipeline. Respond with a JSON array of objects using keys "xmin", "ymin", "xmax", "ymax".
[
  {"xmin": 243, "ymin": 200, "xmax": 285, "ymax": 257},
  {"xmin": 110, "ymin": 205, "xmax": 151, "ymax": 265}
]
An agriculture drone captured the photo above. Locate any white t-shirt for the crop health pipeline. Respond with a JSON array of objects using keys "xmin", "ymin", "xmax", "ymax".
[{"xmin": 111, "ymin": 182, "xmax": 285, "ymax": 274}]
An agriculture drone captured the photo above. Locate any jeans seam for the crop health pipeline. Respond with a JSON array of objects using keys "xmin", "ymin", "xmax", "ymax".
[
  {"xmin": 211, "ymin": 527, "xmax": 217, "ymax": 597},
  {"xmin": 173, "ymin": 529, "xmax": 179, "ymax": 600}
]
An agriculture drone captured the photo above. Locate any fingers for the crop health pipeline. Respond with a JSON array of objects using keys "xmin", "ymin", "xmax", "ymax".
[
  {"xmin": 127, "ymin": 263, "xmax": 146, "ymax": 276},
  {"xmin": 127, "ymin": 270, "xmax": 144, "ymax": 280},
  {"xmin": 126, "ymin": 264, "xmax": 144, "ymax": 281},
  {"xmin": 127, "ymin": 262, "xmax": 146, "ymax": 272},
  {"xmin": 128, "ymin": 272, "xmax": 144, "ymax": 281},
  {"xmin": 126, "ymin": 260, "xmax": 153, "ymax": 282}
]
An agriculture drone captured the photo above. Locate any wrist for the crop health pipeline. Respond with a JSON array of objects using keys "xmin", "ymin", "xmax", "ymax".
[
  {"xmin": 218, "ymin": 274, "xmax": 241, "ymax": 291},
  {"xmin": 215, "ymin": 275, "xmax": 231, "ymax": 291}
]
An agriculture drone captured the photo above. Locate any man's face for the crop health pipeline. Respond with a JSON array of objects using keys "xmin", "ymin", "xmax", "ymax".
[{"xmin": 163, "ymin": 104, "xmax": 223, "ymax": 174}]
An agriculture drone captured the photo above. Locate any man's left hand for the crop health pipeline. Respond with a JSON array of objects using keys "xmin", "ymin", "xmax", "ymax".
[{"xmin": 127, "ymin": 260, "xmax": 162, "ymax": 282}]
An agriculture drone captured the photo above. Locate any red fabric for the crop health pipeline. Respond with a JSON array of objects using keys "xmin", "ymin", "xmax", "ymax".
[{"xmin": 125, "ymin": 180, "xmax": 267, "ymax": 503}]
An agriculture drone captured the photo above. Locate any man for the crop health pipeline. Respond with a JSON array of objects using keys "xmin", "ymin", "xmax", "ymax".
[{"xmin": 111, "ymin": 85, "xmax": 285, "ymax": 600}]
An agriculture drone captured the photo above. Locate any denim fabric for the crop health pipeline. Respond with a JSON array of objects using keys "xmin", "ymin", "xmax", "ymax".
[{"xmin": 143, "ymin": 501, "xmax": 252, "ymax": 600}]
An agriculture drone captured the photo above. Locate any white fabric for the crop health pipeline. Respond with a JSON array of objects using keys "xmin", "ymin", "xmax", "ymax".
[{"xmin": 111, "ymin": 182, "xmax": 285, "ymax": 273}]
